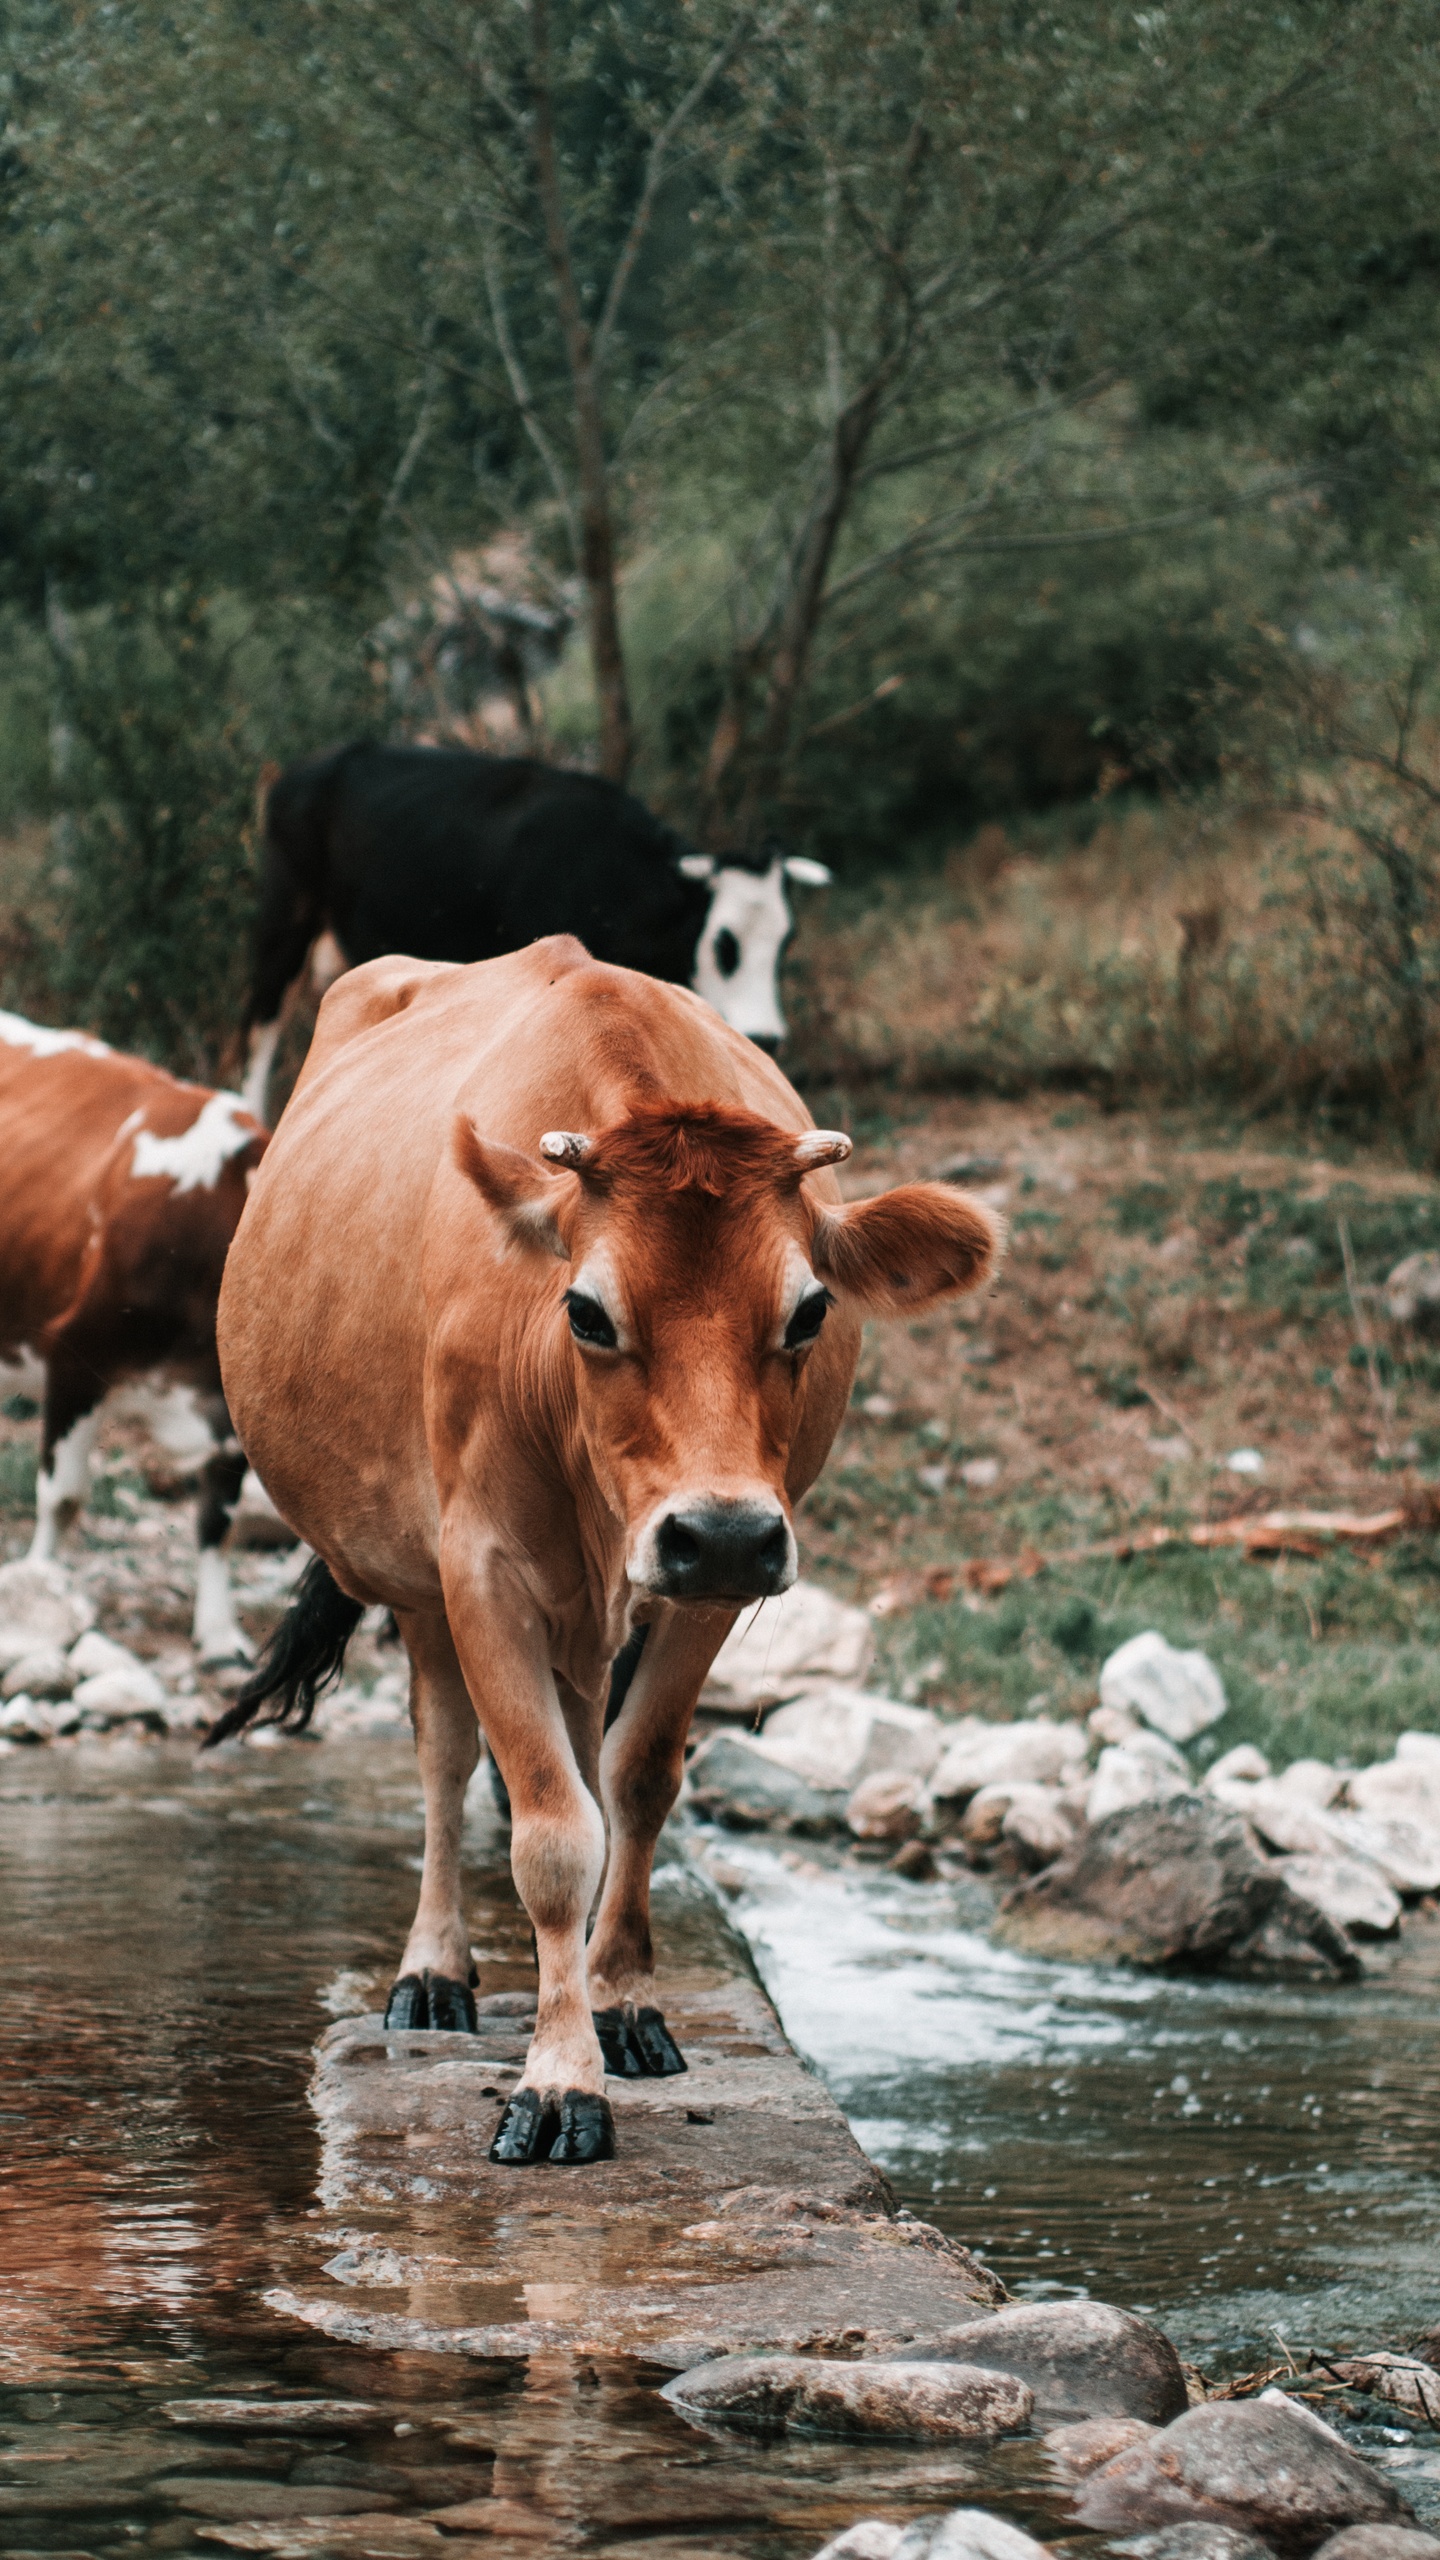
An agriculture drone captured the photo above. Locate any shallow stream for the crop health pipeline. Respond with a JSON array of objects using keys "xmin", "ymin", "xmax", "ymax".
[{"xmin": 3, "ymin": 1739, "xmax": 1438, "ymax": 2558}]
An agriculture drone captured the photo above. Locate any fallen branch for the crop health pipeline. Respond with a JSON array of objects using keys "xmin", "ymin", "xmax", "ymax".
[{"xmin": 868, "ymin": 1502, "xmax": 1426, "ymax": 1613}]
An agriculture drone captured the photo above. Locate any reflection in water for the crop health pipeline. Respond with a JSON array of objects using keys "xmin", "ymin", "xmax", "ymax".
[
  {"xmin": 714, "ymin": 1837, "xmax": 1440, "ymax": 2360},
  {"xmin": 3, "ymin": 1743, "xmax": 1438, "ymax": 2558}
]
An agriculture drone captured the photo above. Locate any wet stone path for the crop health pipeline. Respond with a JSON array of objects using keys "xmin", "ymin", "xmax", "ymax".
[{"xmin": 4, "ymin": 1735, "xmax": 1439, "ymax": 2557}]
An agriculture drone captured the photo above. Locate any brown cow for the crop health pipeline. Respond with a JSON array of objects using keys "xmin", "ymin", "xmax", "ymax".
[
  {"xmin": 0, "ymin": 1011, "xmax": 268, "ymax": 1662},
  {"xmin": 215, "ymin": 941, "xmax": 1000, "ymax": 2162}
]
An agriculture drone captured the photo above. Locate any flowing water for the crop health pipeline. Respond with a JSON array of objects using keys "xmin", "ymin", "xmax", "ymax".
[{"xmin": 3, "ymin": 1738, "xmax": 1439, "ymax": 2558}]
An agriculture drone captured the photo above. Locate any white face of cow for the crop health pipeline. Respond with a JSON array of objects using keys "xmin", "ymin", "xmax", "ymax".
[{"xmin": 681, "ymin": 852, "xmax": 832, "ymax": 1047}]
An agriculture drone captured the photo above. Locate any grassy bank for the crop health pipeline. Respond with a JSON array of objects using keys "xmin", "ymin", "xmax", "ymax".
[{"xmin": 794, "ymin": 1090, "xmax": 1440, "ymax": 1774}]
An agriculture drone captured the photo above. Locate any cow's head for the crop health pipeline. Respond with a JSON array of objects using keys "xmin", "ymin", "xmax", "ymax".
[
  {"xmin": 678, "ymin": 848, "xmax": 832, "ymax": 1049},
  {"xmin": 455, "ymin": 1102, "xmax": 1000, "ymax": 1606}
]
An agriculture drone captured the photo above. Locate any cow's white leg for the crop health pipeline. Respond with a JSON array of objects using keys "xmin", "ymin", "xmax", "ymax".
[
  {"xmin": 194, "ymin": 1411, "xmax": 252, "ymax": 1663},
  {"xmin": 443, "ymin": 1557, "xmax": 610, "ymax": 2161},
  {"xmin": 241, "ymin": 1020, "xmax": 281, "ymax": 1125},
  {"xmin": 586, "ymin": 1607, "xmax": 732, "ymax": 2072},
  {"xmin": 391, "ymin": 1609, "xmax": 480, "ymax": 1998},
  {"xmin": 29, "ymin": 1403, "xmax": 100, "ymax": 1562}
]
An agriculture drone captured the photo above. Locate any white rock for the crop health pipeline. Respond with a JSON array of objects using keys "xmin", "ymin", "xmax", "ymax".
[
  {"xmin": 69, "ymin": 1630, "xmax": 148, "ymax": 1681},
  {"xmin": 930, "ymin": 1717, "xmax": 1088, "ymax": 1805},
  {"xmin": 847, "ymin": 1770, "xmax": 927, "ymax": 1841},
  {"xmin": 1002, "ymin": 1786, "xmax": 1076, "ymax": 1868},
  {"xmin": 0, "ymin": 1694, "xmax": 81, "ymax": 1741},
  {"xmin": 1088, "ymin": 1703, "xmax": 1142, "ymax": 1748},
  {"xmin": 1, "ymin": 1645, "xmax": 75, "ymax": 1700},
  {"xmin": 958, "ymin": 1784, "xmax": 1018, "ymax": 1848},
  {"xmin": 811, "ymin": 2527, "xmax": 902, "ymax": 2560},
  {"xmin": 1205, "ymin": 1742, "xmax": 1271, "ymax": 1789},
  {"xmin": 1231, "ymin": 1780, "xmax": 1333, "ymax": 1856},
  {"xmin": 228, "ymin": 1466, "xmax": 299, "ymax": 1550},
  {"xmin": 1383, "ymin": 1250, "xmax": 1440, "ymax": 1329},
  {"xmin": 1225, "ymin": 1447, "xmax": 1264, "ymax": 1475},
  {"xmin": 72, "ymin": 1665, "xmax": 168, "ymax": 1723},
  {"xmin": 1086, "ymin": 1743, "xmax": 1193, "ymax": 1828},
  {"xmin": 1098, "ymin": 1630, "xmax": 1227, "ymax": 1743},
  {"xmin": 1349, "ymin": 1753, "xmax": 1440, "ymax": 1822},
  {"xmin": 701, "ymin": 1580, "xmax": 874, "ymax": 1711},
  {"xmin": 894, "ymin": 2512, "xmax": 1053, "ymax": 2560},
  {"xmin": 1274, "ymin": 1851, "xmax": 1402, "ymax": 1938},
  {"xmin": 758, "ymin": 1689, "xmax": 942, "ymax": 1793},
  {"xmin": 1397, "ymin": 1729, "xmax": 1440, "ymax": 1769},
  {"xmin": 960, "ymin": 1457, "xmax": 1000, "ymax": 1490},
  {"xmin": 1321, "ymin": 1807, "xmax": 1440, "ymax": 1895},
  {"xmin": 0, "ymin": 1560, "xmax": 95, "ymax": 1668},
  {"xmin": 1272, "ymin": 1756, "xmax": 1344, "ymax": 1809}
]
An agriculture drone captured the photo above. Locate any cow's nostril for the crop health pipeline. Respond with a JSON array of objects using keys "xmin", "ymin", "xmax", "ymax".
[
  {"xmin": 650, "ymin": 1502, "xmax": 791, "ymax": 1601},
  {"xmin": 656, "ymin": 1514, "xmax": 704, "ymax": 1579}
]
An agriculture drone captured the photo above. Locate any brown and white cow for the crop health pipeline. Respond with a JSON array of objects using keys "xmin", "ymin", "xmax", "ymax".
[
  {"xmin": 215, "ymin": 940, "xmax": 1000, "ymax": 2162},
  {"xmin": 0, "ymin": 1011, "xmax": 268, "ymax": 1662}
]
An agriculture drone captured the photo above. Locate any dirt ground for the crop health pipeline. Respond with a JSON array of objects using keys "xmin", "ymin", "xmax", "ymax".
[{"xmin": 4, "ymin": 1087, "xmax": 1440, "ymax": 1773}]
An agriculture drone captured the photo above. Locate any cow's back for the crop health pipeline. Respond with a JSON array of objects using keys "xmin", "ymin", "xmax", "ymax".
[
  {"xmin": 218, "ymin": 940, "xmax": 809, "ymax": 1599},
  {"xmin": 308, "ymin": 745, "xmax": 705, "ymax": 981}
]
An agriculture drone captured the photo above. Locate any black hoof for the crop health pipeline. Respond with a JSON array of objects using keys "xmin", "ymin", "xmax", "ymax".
[
  {"xmin": 549, "ymin": 2092, "xmax": 615, "ymax": 2164},
  {"xmin": 489, "ymin": 2087, "xmax": 557, "ymax": 2164},
  {"xmin": 592, "ymin": 2004, "xmax": 687, "ymax": 2078},
  {"xmin": 383, "ymin": 1969, "xmax": 478, "ymax": 2033}
]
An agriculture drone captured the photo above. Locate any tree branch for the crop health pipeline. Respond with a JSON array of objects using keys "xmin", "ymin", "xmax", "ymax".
[
  {"xmin": 482, "ymin": 235, "xmax": 580, "ymax": 563},
  {"xmin": 594, "ymin": 7, "xmax": 759, "ymax": 373}
]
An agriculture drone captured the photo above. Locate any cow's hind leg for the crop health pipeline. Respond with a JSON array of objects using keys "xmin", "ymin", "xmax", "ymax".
[
  {"xmin": 586, "ymin": 1609, "xmax": 731, "ymax": 2080},
  {"xmin": 383, "ymin": 1610, "xmax": 481, "ymax": 2035},
  {"xmin": 29, "ymin": 1361, "xmax": 103, "ymax": 1562}
]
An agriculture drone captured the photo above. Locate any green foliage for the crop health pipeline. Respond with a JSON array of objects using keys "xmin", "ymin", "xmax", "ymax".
[
  {"xmin": 0, "ymin": 1442, "xmax": 38, "ymax": 1515},
  {"xmin": 43, "ymin": 590, "xmax": 370, "ymax": 1077}
]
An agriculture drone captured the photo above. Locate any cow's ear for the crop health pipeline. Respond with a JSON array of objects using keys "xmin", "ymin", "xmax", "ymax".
[
  {"xmin": 784, "ymin": 855, "xmax": 833, "ymax": 887},
  {"xmin": 677, "ymin": 853, "xmax": 716, "ymax": 882},
  {"xmin": 811, "ymin": 1182, "xmax": 1002, "ymax": 1317},
  {"xmin": 452, "ymin": 1116, "xmax": 572, "ymax": 1260}
]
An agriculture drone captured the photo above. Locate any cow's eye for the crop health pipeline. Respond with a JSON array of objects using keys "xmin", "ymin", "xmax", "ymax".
[
  {"xmin": 784, "ymin": 1289, "xmax": 831, "ymax": 1350},
  {"xmin": 564, "ymin": 1290, "xmax": 618, "ymax": 1349},
  {"xmin": 713, "ymin": 927, "xmax": 741, "ymax": 979}
]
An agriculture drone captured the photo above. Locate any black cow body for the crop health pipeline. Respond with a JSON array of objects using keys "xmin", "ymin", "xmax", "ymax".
[{"xmin": 241, "ymin": 741, "xmax": 829, "ymax": 1124}]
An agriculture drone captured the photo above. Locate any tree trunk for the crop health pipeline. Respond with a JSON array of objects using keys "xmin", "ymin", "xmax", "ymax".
[{"xmin": 529, "ymin": 0, "xmax": 635, "ymax": 785}]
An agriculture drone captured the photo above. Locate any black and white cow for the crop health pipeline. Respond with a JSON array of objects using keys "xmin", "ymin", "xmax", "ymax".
[{"xmin": 241, "ymin": 741, "xmax": 830, "ymax": 1121}]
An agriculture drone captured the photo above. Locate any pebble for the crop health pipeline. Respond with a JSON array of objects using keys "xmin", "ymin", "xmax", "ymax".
[
  {"xmin": 1044, "ymin": 2413, "xmax": 1158, "ymax": 2475},
  {"xmin": 1074, "ymin": 2394, "xmax": 1416, "ymax": 2541},
  {"xmin": 0, "ymin": 1558, "xmax": 96, "ymax": 1664},
  {"xmin": 660, "ymin": 2354, "xmax": 1034, "ymax": 2441},
  {"xmin": 1, "ymin": 1644, "xmax": 75, "ymax": 1699},
  {"xmin": 1087, "ymin": 1741, "xmax": 1194, "ymax": 1827},
  {"xmin": 901, "ymin": 2298, "xmax": 1188, "ymax": 2427}
]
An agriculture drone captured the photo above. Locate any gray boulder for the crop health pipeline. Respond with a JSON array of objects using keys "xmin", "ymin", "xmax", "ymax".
[
  {"xmin": 995, "ymin": 1797, "xmax": 1362, "ymax": 1978},
  {"xmin": 892, "ymin": 2513, "xmax": 1052, "ymax": 2560},
  {"xmin": 660, "ymin": 2353, "xmax": 1033, "ymax": 2440},
  {"xmin": 903, "ymin": 2299, "xmax": 1187, "ymax": 2426},
  {"xmin": 1074, "ymin": 2395, "xmax": 1414, "ymax": 2550},
  {"xmin": 685, "ymin": 1732, "xmax": 847, "ymax": 1834}
]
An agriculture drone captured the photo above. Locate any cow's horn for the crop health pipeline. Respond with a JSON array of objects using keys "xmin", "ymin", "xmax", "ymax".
[
  {"xmin": 539, "ymin": 1130, "xmax": 594, "ymax": 1167},
  {"xmin": 793, "ymin": 1130, "xmax": 852, "ymax": 1172}
]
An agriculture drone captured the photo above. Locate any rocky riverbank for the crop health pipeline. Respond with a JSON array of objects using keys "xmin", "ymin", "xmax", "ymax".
[{"xmin": 685, "ymin": 1586, "xmax": 1440, "ymax": 1982}]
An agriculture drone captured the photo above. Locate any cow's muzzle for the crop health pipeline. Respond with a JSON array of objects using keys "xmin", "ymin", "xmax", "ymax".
[{"xmin": 646, "ymin": 1499, "xmax": 795, "ymax": 1603}]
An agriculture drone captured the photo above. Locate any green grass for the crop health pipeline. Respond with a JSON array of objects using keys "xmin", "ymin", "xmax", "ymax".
[
  {"xmin": 0, "ymin": 1443, "xmax": 37, "ymax": 1515},
  {"xmin": 871, "ymin": 1539, "xmax": 1440, "ymax": 1772}
]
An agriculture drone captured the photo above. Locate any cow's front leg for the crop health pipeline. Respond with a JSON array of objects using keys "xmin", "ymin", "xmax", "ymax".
[
  {"xmin": 194, "ymin": 1410, "xmax": 252, "ymax": 1665},
  {"xmin": 29, "ymin": 1361, "xmax": 102, "ymax": 1562},
  {"xmin": 383, "ymin": 1610, "xmax": 481, "ymax": 2034},
  {"xmin": 587, "ymin": 1606, "xmax": 734, "ymax": 2081},
  {"xmin": 445, "ymin": 1563, "xmax": 610, "ymax": 2166}
]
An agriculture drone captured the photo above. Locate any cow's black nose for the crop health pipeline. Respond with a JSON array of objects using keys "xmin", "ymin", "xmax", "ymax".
[
  {"xmin": 748, "ymin": 1033, "xmax": 781, "ymax": 1057},
  {"xmin": 652, "ymin": 1502, "xmax": 792, "ymax": 1601}
]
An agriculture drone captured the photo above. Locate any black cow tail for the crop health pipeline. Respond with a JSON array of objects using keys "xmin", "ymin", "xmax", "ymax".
[{"xmin": 203, "ymin": 1555, "xmax": 364, "ymax": 1748}]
